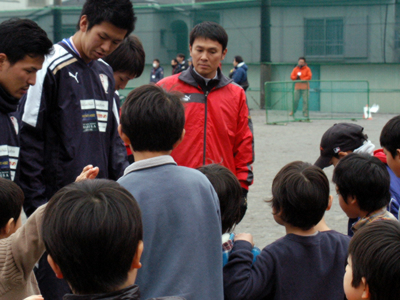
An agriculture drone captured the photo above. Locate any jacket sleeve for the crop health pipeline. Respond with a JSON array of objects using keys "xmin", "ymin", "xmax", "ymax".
[
  {"xmin": 234, "ymin": 89, "xmax": 254, "ymax": 190},
  {"xmin": 18, "ymin": 69, "xmax": 54, "ymax": 217},
  {"xmin": 0, "ymin": 204, "xmax": 46, "ymax": 293},
  {"xmin": 232, "ymin": 68, "xmax": 245, "ymax": 84},
  {"xmin": 108, "ymin": 96, "xmax": 129, "ymax": 181},
  {"xmin": 290, "ymin": 67, "xmax": 299, "ymax": 81},
  {"xmin": 157, "ymin": 68, "xmax": 164, "ymax": 82},
  {"xmin": 302, "ymin": 67, "xmax": 312, "ymax": 80},
  {"xmin": 223, "ymin": 241, "xmax": 274, "ymax": 300}
]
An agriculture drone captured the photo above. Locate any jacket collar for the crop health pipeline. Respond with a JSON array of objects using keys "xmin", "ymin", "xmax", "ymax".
[
  {"xmin": 63, "ymin": 285, "xmax": 140, "ymax": 300},
  {"xmin": 178, "ymin": 65, "xmax": 232, "ymax": 92},
  {"xmin": 0, "ymin": 84, "xmax": 19, "ymax": 114},
  {"xmin": 123, "ymin": 155, "xmax": 176, "ymax": 176}
]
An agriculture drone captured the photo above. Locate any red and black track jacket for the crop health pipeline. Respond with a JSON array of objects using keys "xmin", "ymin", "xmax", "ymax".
[{"xmin": 158, "ymin": 67, "xmax": 254, "ymax": 190}]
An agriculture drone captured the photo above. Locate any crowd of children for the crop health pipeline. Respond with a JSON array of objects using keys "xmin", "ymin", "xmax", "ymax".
[{"xmin": 0, "ymin": 0, "xmax": 400, "ymax": 299}]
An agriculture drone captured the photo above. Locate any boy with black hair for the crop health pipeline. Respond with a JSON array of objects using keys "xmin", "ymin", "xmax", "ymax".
[
  {"xmin": 0, "ymin": 18, "xmax": 52, "ymax": 182},
  {"xmin": 333, "ymin": 153, "xmax": 397, "ymax": 234},
  {"xmin": 380, "ymin": 115, "xmax": 400, "ymax": 178},
  {"xmin": 198, "ymin": 164, "xmax": 259, "ymax": 267},
  {"xmin": 0, "ymin": 178, "xmax": 45, "ymax": 300},
  {"xmin": 158, "ymin": 21, "xmax": 253, "ymax": 220},
  {"xmin": 344, "ymin": 220, "xmax": 400, "ymax": 300},
  {"xmin": 104, "ymin": 35, "xmax": 145, "ymax": 164},
  {"xmin": 315, "ymin": 123, "xmax": 400, "ymax": 234},
  {"xmin": 42, "ymin": 179, "xmax": 182, "ymax": 300},
  {"xmin": 0, "ymin": 166, "xmax": 97, "ymax": 300},
  {"xmin": 118, "ymin": 84, "xmax": 223, "ymax": 300},
  {"xmin": 18, "ymin": 1, "xmax": 135, "ymax": 298},
  {"xmin": 224, "ymin": 161, "xmax": 350, "ymax": 300},
  {"xmin": 104, "ymin": 34, "xmax": 145, "ymax": 92}
]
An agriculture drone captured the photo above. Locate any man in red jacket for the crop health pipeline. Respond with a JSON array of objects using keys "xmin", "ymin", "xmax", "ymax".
[
  {"xmin": 290, "ymin": 57, "xmax": 312, "ymax": 117},
  {"xmin": 157, "ymin": 21, "xmax": 254, "ymax": 220}
]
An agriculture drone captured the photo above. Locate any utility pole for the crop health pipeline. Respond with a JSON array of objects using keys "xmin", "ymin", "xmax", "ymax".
[
  {"xmin": 260, "ymin": 0, "xmax": 271, "ymax": 109},
  {"xmin": 53, "ymin": 0, "xmax": 62, "ymax": 43}
]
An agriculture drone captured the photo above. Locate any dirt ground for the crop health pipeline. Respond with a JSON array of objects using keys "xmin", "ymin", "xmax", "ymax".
[{"xmin": 235, "ymin": 110, "xmax": 396, "ymax": 248}]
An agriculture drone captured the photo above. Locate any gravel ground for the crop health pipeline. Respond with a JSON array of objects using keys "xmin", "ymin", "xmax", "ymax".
[{"xmin": 235, "ymin": 110, "xmax": 396, "ymax": 248}]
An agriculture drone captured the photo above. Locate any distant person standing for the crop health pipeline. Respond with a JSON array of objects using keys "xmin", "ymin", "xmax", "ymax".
[
  {"xmin": 171, "ymin": 58, "xmax": 178, "ymax": 75},
  {"xmin": 175, "ymin": 53, "xmax": 189, "ymax": 74},
  {"xmin": 290, "ymin": 57, "xmax": 312, "ymax": 117},
  {"xmin": 229, "ymin": 55, "xmax": 249, "ymax": 91},
  {"xmin": 150, "ymin": 58, "xmax": 164, "ymax": 83}
]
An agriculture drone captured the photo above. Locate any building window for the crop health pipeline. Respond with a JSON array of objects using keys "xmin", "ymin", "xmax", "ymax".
[{"xmin": 305, "ymin": 18, "xmax": 344, "ymax": 56}]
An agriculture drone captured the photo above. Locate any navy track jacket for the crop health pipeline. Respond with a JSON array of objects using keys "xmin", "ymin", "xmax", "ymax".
[
  {"xmin": 0, "ymin": 85, "xmax": 20, "ymax": 182},
  {"xmin": 18, "ymin": 42, "xmax": 128, "ymax": 216}
]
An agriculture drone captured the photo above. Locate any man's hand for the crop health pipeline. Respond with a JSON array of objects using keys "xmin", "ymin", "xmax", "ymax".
[
  {"xmin": 234, "ymin": 233, "xmax": 254, "ymax": 246},
  {"xmin": 75, "ymin": 165, "xmax": 99, "ymax": 182}
]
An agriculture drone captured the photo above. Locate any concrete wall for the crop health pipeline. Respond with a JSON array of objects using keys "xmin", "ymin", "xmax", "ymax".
[{"xmin": 270, "ymin": 3, "xmax": 397, "ymax": 63}]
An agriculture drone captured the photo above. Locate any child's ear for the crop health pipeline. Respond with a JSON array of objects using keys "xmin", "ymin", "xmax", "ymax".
[
  {"xmin": 395, "ymin": 149, "xmax": 400, "ymax": 160},
  {"xmin": 47, "ymin": 254, "xmax": 64, "ymax": 279},
  {"xmin": 118, "ymin": 124, "xmax": 131, "ymax": 145},
  {"xmin": 361, "ymin": 277, "xmax": 370, "ymax": 299},
  {"xmin": 172, "ymin": 129, "xmax": 185, "ymax": 150},
  {"xmin": 0, "ymin": 218, "xmax": 14, "ymax": 237},
  {"xmin": 338, "ymin": 151, "xmax": 350, "ymax": 159},
  {"xmin": 131, "ymin": 240, "xmax": 144, "ymax": 270},
  {"xmin": 326, "ymin": 195, "xmax": 333, "ymax": 211}
]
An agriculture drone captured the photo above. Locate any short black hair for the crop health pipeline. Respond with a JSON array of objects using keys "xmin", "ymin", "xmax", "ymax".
[
  {"xmin": 42, "ymin": 179, "xmax": 143, "ymax": 294},
  {"xmin": 299, "ymin": 57, "xmax": 306, "ymax": 62},
  {"xmin": 198, "ymin": 164, "xmax": 242, "ymax": 233},
  {"xmin": 380, "ymin": 115, "xmax": 400, "ymax": 159},
  {"xmin": 349, "ymin": 220, "xmax": 400, "ymax": 300},
  {"xmin": 177, "ymin": 53, "xmax": 185, "ymax": 59},
  {"xmin": 333, "ymin": 153, "xmax": 390, "ymax": 213},
  {"xmin": 77, "ymin": 0, "xmax": 136, "ymax": 37},
  {"xmin": 0, "ymin": 18, "xmax": 52, "ymax": 65},
  {"xmin": 190, "ymin": 21, "xmax": 228, "ymax": 51},
  {"xmin": 104, "ymin": 35, "xmax": 145, "ymax": 78},
  {"xmin": 269, "ymin": 161, "xmax": 329, "ymax": 230},
  {"xmin": 153, "ymin": 58, "xmax": 160, "ymax": 63},
  {"xmin": 121, "ymin": 84, "xmax": 185, "ymax": 152},
  {"xmin": 0, "ymin": 178, "xmax": 24, "ymax": 229},
  {"xmin": 234, "ymin": 56, "xmax": 243, "ymax": 63}
]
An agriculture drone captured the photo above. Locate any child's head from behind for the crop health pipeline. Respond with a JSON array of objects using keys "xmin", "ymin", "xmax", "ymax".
[
  {"xmin": 270, "ymin": 161, "xmax": 329, "ymax": 230},
  {"xmin": 42, "ymin": 179, "xmax": 143, "ymax": 295},
  {"xmin": 0, "ymin": 178, "xmax": 23, "ymax": 238},
  {"xmin": 332, "ymin": 153, "xmax": 390, "ymax": 218},
  {"xmin": 104, "ymin": 35, "xmax": 145, "ymax": 91},
  {"xmin": 380, "ymin": 115, "xmax": 400, "ymax": 177},
  {"xmin": 345, "ymin": 220, "xmax": 400, "ymax": 300},
  {"xmin": 120, "ymin": 84, "xmax": 185, "ymax": 153},
  {"xmin": 198, "ymin": 164, "xmax": 242, "ymax": 233}
]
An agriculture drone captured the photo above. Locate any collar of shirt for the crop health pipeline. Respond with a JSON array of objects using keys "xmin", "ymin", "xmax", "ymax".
[{"xmin": 123, "ymin": 155, "xmax": 177, "ymax": 176}]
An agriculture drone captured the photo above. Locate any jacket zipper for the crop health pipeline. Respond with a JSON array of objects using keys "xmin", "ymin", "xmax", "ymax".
[{"xmin": 203, "ymin": 91, "xmax": 209, "ymax": 165}]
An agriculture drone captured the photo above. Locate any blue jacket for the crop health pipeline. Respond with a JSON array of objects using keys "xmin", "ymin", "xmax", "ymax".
[
  {"xmin": 232, "ymin": 62, "xmax": 248, "ymax": 85},
  {"xmin": 0, "ymin": 85, "xmax": 20, "ymax": 182},
  {"xmin": 118, "ymin": 156, "xmax": 223, "ymax": 300},
  {"xmin": 150, "ymin": 66, "xmax": 164, "ymax": 83},
  {"xmin": 18, "ymin": 41, "xmax": 128, "ymax": 216}
]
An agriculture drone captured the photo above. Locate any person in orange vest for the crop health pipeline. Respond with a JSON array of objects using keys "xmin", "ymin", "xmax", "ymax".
[{"xmin": 290, "ymin": 57, "xmax": 312, "ymax": 117}]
